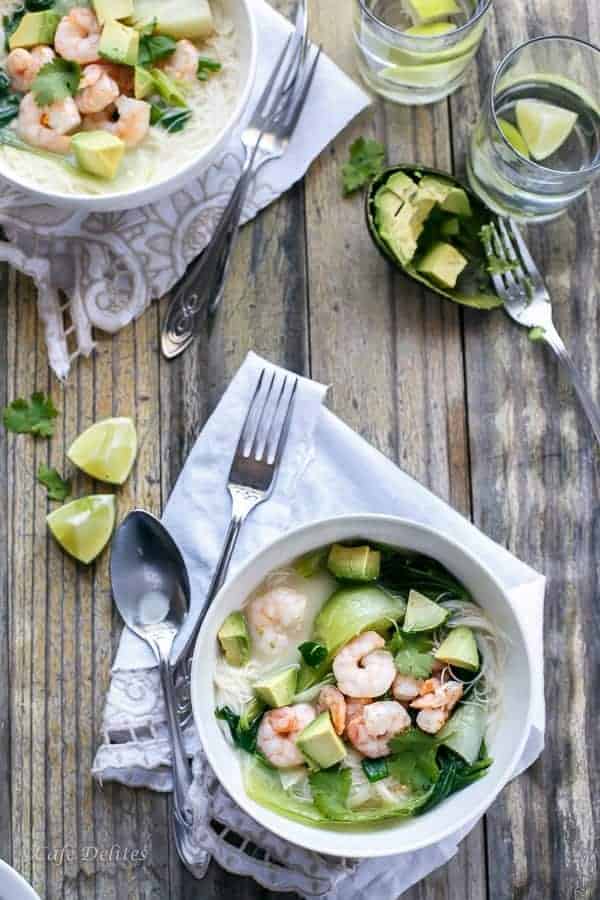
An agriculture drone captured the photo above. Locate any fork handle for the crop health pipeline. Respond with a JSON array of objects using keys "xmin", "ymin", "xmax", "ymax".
[
  {"xmin": 544, "ymin": 329, "xmax": 600, "ymax": 445},
  {"xmin": 161, "ymin": 144, "xmax": 257, "ymax": 359}
]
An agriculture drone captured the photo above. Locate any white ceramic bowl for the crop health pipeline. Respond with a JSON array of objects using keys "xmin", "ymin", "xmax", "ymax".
[
  {"xmin": 192, "ymin": 514, "xmax": 534, "ymax": 858},
  {"xmin": 0, "ymin": 0, "xmax": 257, "ymax": 211}
]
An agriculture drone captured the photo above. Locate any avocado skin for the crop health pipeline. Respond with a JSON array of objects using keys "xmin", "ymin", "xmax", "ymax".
[{"xmin": 366, "ymin": 164, "xmax": 503, "ymax": 311}]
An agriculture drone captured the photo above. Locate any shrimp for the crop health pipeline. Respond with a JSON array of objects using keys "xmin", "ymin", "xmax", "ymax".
[
  {"xmin": 6, "ymin": 46, "xmax": 55, "ymax": 93},
  {"xmin": 76, "ymin": 64, "xmax": 119, "ymax": 114},
  {"xmin": 346, "ymin": 700, "xmax": 411, "ymax": 758},
  {"xmin": 332, "ymin": 631, "xmax": 396, "ymax": 698},
  {"xmin": 163, "ymin": 38, "xmax": 200, "ymax": 82},
  {"xmin": 17, "ymin": 92, "xmax": 80, "ymax": 154},
  {"xmin": 345, "ymin": 697, "xmax": 371, "ymax": 725},
  {"xmin": 316, "ymin": 686, "xmax": 346, "ymax": 736},
  {"xmin": 410, "ymin": 678, "xmax": 463, "ymax": 735},
  {"xmin": 392, "ymin": 673, "xmax": 422, "ymax": 703},
  {"xmin": 246, "ymin": 585, "xmax": 307, "ymax": 655},
  {"xmin": 83, "ymin": 96, "xmax": 150, "ymax": 147},
  {"xmin": 256, "ymin": 704, "xmax": 316, "ymax": 769},
  {"xmin": 54, "ymin": 8, "xmax": 101, "ymax": 65}
]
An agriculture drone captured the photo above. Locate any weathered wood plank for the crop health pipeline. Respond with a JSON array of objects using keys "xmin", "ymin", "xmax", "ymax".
[
  {"xmin": 0, "ymin": 259, "xmax": 12, "ymax": 867},
  {"xmin": 449, "ymin": 2, "xmax": 600, "ymax": 898}
]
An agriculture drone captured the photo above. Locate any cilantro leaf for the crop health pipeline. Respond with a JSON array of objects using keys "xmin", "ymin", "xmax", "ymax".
[
  {"xmin": 2, "ymin": 392, "xmax": 59, "ymax": 437},
  {"xmin": 392, "ymin": 633, "xmax": 435, "ymax": 679},
  {"xmin": 388, "ymin": 728, "xmax": 440, "ymax": 793},
  {"xmin": 215, "ymin": 704, "xmax": 264, "ymax": 754},
  {"xmin": 32, "ymin": 59, "xmax": 81, "ymax": 107},
  {"xmin": 138, "ymin": 34, "xmax": 177, "ymax": 66},
  {"xmin": 37, "ymin": 464, "xmax": 71, "ymax": 502},
  {"xmin": 197, "ymin": 56, "xmax": 222, "ymax": 81},
  {"xmin": 342, "ymin": 137, "xmax": 385, "ymax": 195},
  {"xmin": 309, "ymin": 767, "xmax": 352, "ymax": 818}
]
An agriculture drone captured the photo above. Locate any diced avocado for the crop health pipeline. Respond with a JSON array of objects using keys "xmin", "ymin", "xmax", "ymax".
[
  {"xmin": 438, "ymin": 702, "xmax": 486, "ymax": 764},
  {"xmin": 441, "ymin": 217, "xmax": 460, "ymax": 237},
  {"xmin": 217, "ymin": 611, "xmax": 250, "ymax": 667},
  {"xmin": 296, "ymin": 711, "xmax": 347, "ymax": 769},
  {"xmin": 416, "ymin": 241, "xmax": 467, "ymax": 290},
  {"xmin": 441, "ymin": 186, "xmax": 472, "ymax": 217},
  {"xmin": 385, "ymin": 171, "xmax": 418, "ymax": 202},
  {"xmin": 403, "ymin": 589, "xmax": 448, "ymax": 632},
  {"xmin": 8, "ymin": 11, "xmax": 59, "ymax": 49},
  {"xmin": 71, "ymin": 131, "xmax": 125, "ymax": 180},
  {"xmin": 406, "ymin": 20, "xmax": 457, "ymax": 35},
  {"xmin": 149, "ymin": 68, "xmax": 186, "ymax": 106},
  {"xmin": 418, "ymin": 174, "xmax": 453, "ymax": 205},
  {"xmin": 406, "ymin": 0, "xmax": 461, "ymax": 25},
  {"xmin": 379, "ymin": 189, "xmax": 436, "ymax": 266},
  {"xmin": 93, "ymin": 0, "xmax": 134, "ymax": 24},
  {"xmin": 435, "ymin": 625, "xmax": 479, "ymax": 671},
  {"xmin": 297, "ymin": 585, "xmax": 406, "ymax": 691},
  {"xmin": 253, "ymin": 666, "xmax": 298, "ymax": 708},
  {"xmin": 99, "ymin": 19, "xmax": 139, "ymax": 65},
  {"xmin": 498, "ymin": 117, "xmax": 530, "ymax": 158},
  {"xmin": 374, "ymin": 187, "xmax": 401, "ymax": 231},
  {"xmin": 327, "ymin": 544, "xmax": 381, "ymax": 582},
  {"xmin": 132, "ymin": 0, "xmax": 214, "ymax": 39},
  {"xmin": 134, "ymin": 65, "xmax": 154, "ymax": 99},
  {"xmin": 294, "ymin": 548, "xmax": 328, "ymax": 578}
]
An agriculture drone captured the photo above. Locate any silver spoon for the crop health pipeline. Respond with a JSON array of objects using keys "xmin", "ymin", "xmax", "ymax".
[{"xmin": 110, "ymin": 509, "xmax": 193, "ymax": 826}]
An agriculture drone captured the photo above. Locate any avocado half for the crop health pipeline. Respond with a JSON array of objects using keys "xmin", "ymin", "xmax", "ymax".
[{"xmin": 365, "ymin": 164, "xmax": 502, "ymax": 310}]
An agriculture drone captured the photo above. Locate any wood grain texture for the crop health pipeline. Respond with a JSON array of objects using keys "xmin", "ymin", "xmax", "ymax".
[{"xmin": 1, "ymin": 0, "xmax": 599, "ymax": 897}]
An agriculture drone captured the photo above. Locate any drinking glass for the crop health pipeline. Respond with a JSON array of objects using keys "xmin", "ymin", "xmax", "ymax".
[
  {"xmin": 467, "ymin": 36, "xmax": 600, "ymax": 221},
  {"xmin": 353, "ymin": 0, "xmax": 492, "ymax": 105}
]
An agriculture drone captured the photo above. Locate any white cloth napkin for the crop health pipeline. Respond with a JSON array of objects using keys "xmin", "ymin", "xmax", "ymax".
[
  {"xmin": 0, "ymin": 0, "xmax": 369, "ymax": 379},
  {"xmin": 93, "ymin": 352, "xmax": 545, "ymax": 899}
]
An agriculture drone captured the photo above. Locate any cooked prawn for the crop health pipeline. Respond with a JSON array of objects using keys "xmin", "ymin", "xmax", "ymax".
[
  {"xmin": 332, "ymin": 631, "xmax": 396, "ymax": 698},
  {"xmin": 246, "ymin": 585, "xmax": 307, "ymax": 655},
  {"xmin": 6, "ymin": 46, "xmax": 55, "ymax": 93},
  {"xmin": 55, "ymin": 8, "xmax": 101, "ymax": 65},
  {"xmin": 163, "ymin": 39, "xmax": 200, "ymax": 82},
  {"xmin": 410, "ymin": 678, "xmax": 463, "ymax": 734},
  {"xmin": 83, "ymin": 96, "xmax": 150, "ymax": 147},
  {"xmin": 392, "ymin": 673, "xmax": 422, "ymax": 703},
  {"xmin": 256, "ymin": 704, "xmax": 316, "ymax": 769},
  {"xmin": 76, "ymin": 64, "xmax": 119, "ymax": 114},
  {"xmin": 346, "ymin": 700, "xmax": 411, "ymax": 758},
  {"xmin": 345, "ymin": 697, "xmax": 371, "ymax": 726},
  {"xmin": 316, "ymin": 686, "xmax": 346, "ymax": 736},
  {"xmin": 17, "ymin": 92, "xmax": 80, "ymax": 154}
]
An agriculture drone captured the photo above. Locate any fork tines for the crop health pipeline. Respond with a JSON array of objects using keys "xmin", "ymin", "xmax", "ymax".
[{"xmin": 236, "ymin": 370, "xmax": 298, "ymax": 466}]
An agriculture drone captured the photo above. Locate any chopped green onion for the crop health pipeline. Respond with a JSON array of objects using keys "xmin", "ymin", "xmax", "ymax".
[{"xmin": 197, "ymin": 57, "xmax": 222, "ymax": 81}]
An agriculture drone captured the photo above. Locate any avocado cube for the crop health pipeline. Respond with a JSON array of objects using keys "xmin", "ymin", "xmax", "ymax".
[
  {"xmin": 435, "ymin": 625, "xmax": 479, "ymax": 671},
  {"xmin": 99, "ymin": 19, "xmax": 139, "ymax": 66},
  {"xmin": 217, "ymin": 611, "xmax": 250, "ymax": 667},
  {"xmin": 133, "ymin": 0, "xmax": 214, "ymax": 40},
  {"xmin": 418, "ymin": 174, "xmax": 453, "ymax": 205},
  {"xmin": 406, "ymin": 0, "xmax": 461, "ymax": 25},
  {"xmin": 93, "ymin": 0, "xmax": 134, "ymax": 24},
  {"xmin": 416, "ymin": 241, "xmax": 467, "ymax": 289},
  {"xmin": 253, "ymin": 666, "xmax": 297, "ymax": 708},
  {"xmin": 327, "ymin": 544, "xmax": 381, "ymax": 582},
  {"xmin": 385, "ymin": 171, "xmax": 418, "ymax": 202},
  {"xmin": 441, "ymin": 186, "xmax": 472, "ymax": 217},
  {"xmin": 296, "ymin": 712, "xmax": 347, "ymax": 769},
  {"xmin": 441, "ymin": 217, "xmax": 460, "ymax": 237},
  {"xmin": 134, "ymin": 65, "xmax": 154, "ymax": 99},
  {"xmin": 380, "ymin": 191, "xmax": 436, "ymax": 266},
  {"xmin": 71, "ymin": 131, "xmax": 125, "ymax": 180},
  {"xmin": 8, "ymin": 10, "xmax": 60, "ymax": 49}
]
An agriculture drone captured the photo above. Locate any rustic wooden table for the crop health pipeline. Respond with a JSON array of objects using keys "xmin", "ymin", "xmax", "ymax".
[{"xmin": 1, "ymin": 0, "xmax": 598, "ymax": 897}]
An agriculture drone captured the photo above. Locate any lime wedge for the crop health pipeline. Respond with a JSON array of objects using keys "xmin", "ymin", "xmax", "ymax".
[
  {"xmin": 381, "ymin": 52, "xmax": 472, "ymax": 88},
  {"xmin": 47, "ymin": 495, "xmax": 116, "ymax": 564},
  {"xmin": 498, "ymin": 117, "xmax": 530, "ymax": 158},
  {"xmin": 406, "ymin": 21, "xmax": 457, "ymax": 36},
  {"xmin": 515, "ymin": 100, "xmax": 578, "ymax": 161},
  {"xmin": 67, "ymin": 417, "xmax": 137, "ymax": 484}
]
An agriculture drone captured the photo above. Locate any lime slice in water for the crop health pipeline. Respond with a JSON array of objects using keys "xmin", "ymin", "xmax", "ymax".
[
  {"xmin": 515, "ymin": 100, "xmax": 578, "ymax": 161},
  {"xmin": 381, "ymin": 52, "xmax": 472, "ymax": 88},
  {"xmin": 405, "ymin": 21, "xmax": 457, "ymax": 36},
  {"xmin": 497, "ymin": 117, "xmax": 530, "ymax": 158},
  {"xmin": 47, "ymin": 495, "xmax": 116, "ymax": 564},
  {"xmin": 67, "ymin": 416, "xmax": 137, "ymax": 484}
]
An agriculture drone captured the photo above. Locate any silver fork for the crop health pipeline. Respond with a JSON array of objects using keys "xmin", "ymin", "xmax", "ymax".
[
  {"xmin": 482, "ymin": 218, "xmax": 600, "ymax": 445},
  {"xmin": 174, "ymin": 368, "xmax": 298, "ymax": 709},
  {"xmin": 161, "ymin": 10, "xmax": 321, "ymax": 359}
]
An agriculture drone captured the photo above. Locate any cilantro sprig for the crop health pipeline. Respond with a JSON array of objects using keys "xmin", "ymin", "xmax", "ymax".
[
  {"xmin": 342, "ymin": 137, "xmax": 385, "ymax": 196},
  {"xmin": 32, "ymin": 59, "xmax": 81, "ymax": 107},
  {"xmin": 2, "ymin": 392, "xmax": 59, "ymax": 437},
  {"xmin": 138, "ymin": 34, "xmax": 177, "ymax": 66},
  {"xmin": 37, "ymin": 464, "xmax": 71, "ymax": 501},
  {"xmin": 150, "ymin": 100, "xmax": 191, "ymax": 133}
]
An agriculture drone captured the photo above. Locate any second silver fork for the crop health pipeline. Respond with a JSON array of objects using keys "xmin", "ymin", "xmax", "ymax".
[{"xmin": 161, "ymin": 5, "xmax": 320, "ymax": 359}]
